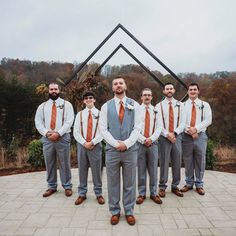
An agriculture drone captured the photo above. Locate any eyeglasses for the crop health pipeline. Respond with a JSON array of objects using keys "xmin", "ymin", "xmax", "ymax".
[
  {"xmin": 84, "ymin": 96, "xmax": 94, "ymax": 100},
  {"xmin": 188, "ymin": 89, "xmax": 198, "ymax": 91},
  {"xmin": 142, "ymin": 94, "xmax": 152, "ymax": 97}
]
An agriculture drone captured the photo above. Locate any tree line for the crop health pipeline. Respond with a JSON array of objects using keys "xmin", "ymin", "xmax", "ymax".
[{"xmin": 0, "ymin": 58, "xmax": 235, "ymax": 162}]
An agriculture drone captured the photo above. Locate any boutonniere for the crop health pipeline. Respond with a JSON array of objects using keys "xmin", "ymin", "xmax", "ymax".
[
  {"xmin": 175, "ymin": 101, "xmax": 180, "ymax": 108},
  {"xmin": 153, "ymin": 106, "xmax": 158, "ymax": 113},
  {"xmin": 92, "ymin": 113, "xmax": 99, "ymax": 119},
  {"xmin": 125, "ymin": 102, "xmax": 134, "ymax": 110},
  {"xmin": 57, "ymin": 104, "xmax": 64, "ymax": 109},
  {"xmin": 198, "ymin": 104, "xmax": 204, "ymax": 110}
]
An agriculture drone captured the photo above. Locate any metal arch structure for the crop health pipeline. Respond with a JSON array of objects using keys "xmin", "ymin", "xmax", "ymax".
[{"xmin": 64, "ymin": 23, "xmax": 188, "ymax": 100}]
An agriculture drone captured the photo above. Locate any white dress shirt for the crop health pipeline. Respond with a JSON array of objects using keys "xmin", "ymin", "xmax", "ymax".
[
  {"xmin": 73, "ymin": 106, "xmax": 103, "ymax": 145},
  {"xmin": 35, "ymin": 97, "xmax": 74, "ymax": 137},
  {"xmin": 184, "ymin": 98, "xmax": 212, "ymax": 133},
  {"xmin": 99, "ymin": 96, "xmax": 143, "ymax": 149},
  {"xmin": 155, "ymin": 97, "xmax": 185, "ymax": 137},
  {"xmin": 138, "ymin": 104, "xmax": 162, "ymax": 144}
]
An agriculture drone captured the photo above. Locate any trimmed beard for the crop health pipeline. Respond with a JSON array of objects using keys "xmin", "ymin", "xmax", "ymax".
[{"xmin": 49, "ymin": 93, "xmax": 60, "ymax": 100}]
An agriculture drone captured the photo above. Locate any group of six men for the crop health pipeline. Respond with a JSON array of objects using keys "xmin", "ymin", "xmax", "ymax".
[{"xmin": 35, "ymin": 76, "xmax": 212, "ymax": 226}]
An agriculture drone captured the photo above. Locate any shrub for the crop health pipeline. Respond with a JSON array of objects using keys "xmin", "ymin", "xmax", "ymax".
[
  {"xmin": 206, "ymin": 139, "xmax": 217, "ymax": 170},
  {"xmin": 27, "ymin": 139, "xmax": 45, "ymax": 168}
]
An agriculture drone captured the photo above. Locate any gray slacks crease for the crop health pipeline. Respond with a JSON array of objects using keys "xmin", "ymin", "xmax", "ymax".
[
  {"xmin": 159, "ymin": 135, "xmax": 182, "ymax": 190},
  {"xmin": 42, "ymin": 133, "xmax": 72, "ymax": 190},
  {"xmin": 182, "ymin": 132, "xmax": 208, "ymax": 188},
  {"xmin": 106, "ymin": 146, "xmax": 137, "ymax": 216},
  {"xmin": 137, "ymin": 143, "xmax": 158, "ymax": 197},
  {"xmin": 77, "ymin": 143, "xmax": 102, "ymax": 197}
]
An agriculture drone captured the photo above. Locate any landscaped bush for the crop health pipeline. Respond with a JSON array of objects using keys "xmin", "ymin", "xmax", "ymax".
[{"xmin": 27, "ymin": 139, "xmax": 45, "ymax": 168}]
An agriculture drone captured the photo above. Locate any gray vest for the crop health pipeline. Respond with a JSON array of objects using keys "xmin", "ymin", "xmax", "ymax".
[{"xmin": 106, "ymin": 98, "xmax": 136, "ymax": 151}]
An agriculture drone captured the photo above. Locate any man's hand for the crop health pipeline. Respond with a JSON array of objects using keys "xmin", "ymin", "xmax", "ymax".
[
  {"xmin": 144, "ymin": 138, "xmax": 152, "ymax": 147},
  {"xmin": 187, "ymin": 127, "xmax": 197, "ymax": 135},
  {"xmin": 48, "ymin": 131, "xmax": 60, "ymax": 142},
  {"xmin": 167, "ymin": 132, "xmax": 176, "ymax": 144},
  {"xmin": 84, "ymin": 142, "xmax": 94, "ymax": 150},
  {"xmin": 116, "ymin": 141, "xmax": 127, "ymax": 152},
  {"xmin": 191, "ymin": 132, "xmax": 199, "ymax": 140}
]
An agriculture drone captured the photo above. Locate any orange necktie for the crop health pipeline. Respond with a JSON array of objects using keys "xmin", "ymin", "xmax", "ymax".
[
  {"xmin": 86, "ymin": 110, "xmax": 93, "ymax": 142},
  {"xmin": 119, "ymin": 101, "xmax": 125, "ymax": 124},
  {"xmin": 190, "ymin": 102, "xmax": 196, "ymax": 127},
  {"xmin": 144, "ymin": 106, "xmax": 150, "ymax": 138},
  {"xmin": 169, "ymin": 102, "xmax": 174, "ymax": 132},
  {"xmin": 50, "ymin": 101, "xmax": 57, "ymax": 130}
]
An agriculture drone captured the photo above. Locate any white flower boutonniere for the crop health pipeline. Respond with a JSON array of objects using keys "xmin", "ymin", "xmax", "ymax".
[
  {"xmin": 126, "ymin": 103, "xmax": 134, "ymax": 110},
  {"xmin": 153, "ymin": 106, "xmax": 158, "ymax": 113},
  {"xmin": 92, "ymin": 113, "xmax": 99, "ymax": 119},
  {"xmin": 175, "ymin": 101, "xmax": 180, "ymax": 108},
  {"xmin": 197, "ymin": 103, "xmax": 204, "ymax": 110},
  {"xmin": 57, "ymin": 104, "xmax": 64, "ymax": 109}
]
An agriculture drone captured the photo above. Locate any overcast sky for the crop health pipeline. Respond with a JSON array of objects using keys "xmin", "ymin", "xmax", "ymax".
[{"xmin": 0, "ymin": 0, "xmax": 236, "ymax": 74}]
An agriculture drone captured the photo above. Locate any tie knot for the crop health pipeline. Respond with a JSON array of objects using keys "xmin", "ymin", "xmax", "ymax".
[
  {"xmin": 169, "ymin": 102, "xmax": 172, "ymax": 105},
  {"xmin": 119, "ymin": 100, "xmax": 123, "ymax": 105},
  {"xmin": 53, "ymin": 101, "xmax": 56, "ymax": 104},
  {"xmin": 146, "ymin": 106, "xmax": 149, "ymax": 110},
  {"xmin": 192, "ymin": 101, "xmax": 195, "ymax": 105},
  {"xmin": 88, "ymin": 110, "xmax": 92, "ymax": 114}
]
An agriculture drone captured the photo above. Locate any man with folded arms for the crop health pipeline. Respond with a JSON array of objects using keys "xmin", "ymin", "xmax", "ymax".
[
  {"xmin": 136, "ymin": 88, "xmax": 162, "ymax": 205},
  {"xmin": 73, "ymin": 91, "xmax": 105, "ymax": 205},
  {"xmin": 156, "ymin": 83, "xmax": 185, "ymax": 198},
  {"xmin": 35, "ymin": 82, "xmax": 74, "ymax": 197},
  {"xmin": 181, "ymin": 83, "xmax": 212, "ymax": 195},
  {"xmin": 99, "ymin": 77, "xmax": 142, "ymax": 226}
]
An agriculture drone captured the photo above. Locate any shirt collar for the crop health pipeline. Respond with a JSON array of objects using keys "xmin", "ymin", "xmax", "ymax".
[
  {"xmin": 163, "ymin": 97, "xmax": 177, "ymax": 105},
  {"xmin": 141, "ymin": 103, "xmax": 153, "ymax": 110},
  {"xmin": 49, "ymin": 97, "xmax": 61, "ymax": 104},
  {"xmin": 114, "ymin": 96, "xmax": 127, "ymax": 105}
]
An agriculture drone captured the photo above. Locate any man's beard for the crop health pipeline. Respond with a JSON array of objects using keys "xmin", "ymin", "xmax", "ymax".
[
  {"xmin": 166, "ymin": 92, "xmax": 173, "ymax": 98},
  {"xmin": 49, "ymin": 93, "xmax": 60, "ymax": 100},
  {"xmin": 114, "ymin": 88, "xmax": 125, "ymax": 95}
]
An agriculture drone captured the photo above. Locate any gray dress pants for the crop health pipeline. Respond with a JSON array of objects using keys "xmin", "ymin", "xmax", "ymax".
[
  {"xmin": 42, "ymin": 133, "xmax": 72, "ymax": 190},
  {"xmin": 159, "ymin": 135, "xmax": 182, "ymax": 190},
  {"xmin": 182, "ymin": 132, "xmax": 208, "ymax": 188}
]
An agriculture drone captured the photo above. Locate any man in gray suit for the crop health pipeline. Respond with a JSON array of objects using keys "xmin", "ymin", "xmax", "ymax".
[
  {"xmin": 136, "ymin": 88, "xmax": 162, "ymax": 205},
  {"xmin": 181, "ymin": 83, "xmax": 212, "ymax": 195},
  {"xmin": 155, "ymin": 83, "xmax": 185, "ymax": 198},
  {"xmin": 35, "ymin": 82, "xmax": 74, "ymax": 197},
  {"xmin": 99, "ymin": 77, "xmax": 142, "ymax": 226}
]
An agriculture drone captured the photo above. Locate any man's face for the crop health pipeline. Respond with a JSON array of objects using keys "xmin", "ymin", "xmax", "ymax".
[
  {"xmin": 188, "ymin": 85, "xmax": 199, "ymax": 100},
  {"xmin": 49, "ymin": 84, "xmax": 60, "ymax": 100},
  {"xmin": 141, "ymin": 90, "xmax": 152, "ymax": 105},
  {"xmin": 163, "ymin": 84, "xmax": 175, "ymax": 98},
  {"xmin": 83, "ymin": 95, "xmax": 95, "ymax": 108},
  {"xmin": 112, "ymin": 78, "xmax": 127, "ymax": 95}
]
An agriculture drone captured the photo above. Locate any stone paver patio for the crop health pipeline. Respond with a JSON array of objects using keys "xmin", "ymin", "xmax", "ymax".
[{"xmin": 0, "ymin": 168, "xmax": 236, "ymax": 236}]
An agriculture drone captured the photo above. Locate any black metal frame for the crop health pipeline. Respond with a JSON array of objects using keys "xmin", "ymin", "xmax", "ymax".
[{"xmin": 64, "ymin": 23, "xmax": 188, "ymax": 100}]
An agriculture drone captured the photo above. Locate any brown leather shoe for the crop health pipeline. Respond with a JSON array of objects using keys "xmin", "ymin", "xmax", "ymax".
[
  {"xmin": 65, "ymin": 189, "xmax": 73, "ymax": 197},
  {"xmin": 150, "ymin": 195, "xmax": 162, "ymax": 204},
  {"xmin": 110, "ymin": 214, "xmax": 120, "ymax": 225},
  {"xmin": 97, "ymin": 195, "xmax": 105, "ymax": 205},
  {"xmin": 43, "ymin": 189, "xmax": 57, "ymax": 197},
  {"xmin": 172, "ymin": 188, "xmax": 184, "ymax": 197},
  {"xmin": 159, "ymin": 189, "xmax": 166, "ymax": 198},
  {"xmin": 196, "ymin": 187, "xmax": 205, "ymax": 195},
  {"xmin": 136, "ymin": 195, "xmax": 146, "ymax": 204},
  {"xmin": 74, "ymin": 196, "xmax": 87, "ymax": 205},
  {"xmin": 125, "ymin": 215, "xmax": 136, "ymax": 225},
  {"xmin": 180, "ymin": 185, "xmax": 193, "ymax": 192}
]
